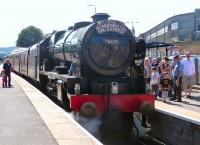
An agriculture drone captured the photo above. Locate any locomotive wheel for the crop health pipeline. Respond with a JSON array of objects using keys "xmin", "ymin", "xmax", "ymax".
[
  {"xmin": 140, "ymin": 101, "xmax": 155, "ymax": 116},
  {"xmin": 62, "ymin": 95, "xmax": 70, "ymax": 112},
  {"xmin": 61, "ymin": 84, "xmax": 71, "ymax": 112},
  {"xmin": 39, "ymin": 74, "xmax": 49, "ymax": 93}
]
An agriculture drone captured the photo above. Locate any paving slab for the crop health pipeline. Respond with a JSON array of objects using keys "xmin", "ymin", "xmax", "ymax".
[
  {"xmin": 0, "ymin": 74, "xmax": 58, "ymax": 145},
  {"xmin": 0, "ymin": 70, "xmax": 102, "ymax": 145}
]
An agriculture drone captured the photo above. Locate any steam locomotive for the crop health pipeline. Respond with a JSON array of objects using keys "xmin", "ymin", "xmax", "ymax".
[{"xmin": 8, "ymin": 13, "xmax": 155, "ymax": 133}]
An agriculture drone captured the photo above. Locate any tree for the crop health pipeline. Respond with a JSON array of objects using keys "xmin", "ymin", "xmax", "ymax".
[{"xmin": 16, "ymin": 26, "xmax": 44, "ymax": 47}]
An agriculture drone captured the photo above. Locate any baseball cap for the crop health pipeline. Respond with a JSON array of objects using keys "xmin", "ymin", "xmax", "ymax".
[{"xmin": 173, "ymin": 53, "xmax": 180, "ymax": 58}]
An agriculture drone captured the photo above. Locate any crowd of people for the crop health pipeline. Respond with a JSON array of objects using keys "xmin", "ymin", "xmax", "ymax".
[{"xmin": 144, "ymin": 51, "xmax": 195, "ymax": 102}]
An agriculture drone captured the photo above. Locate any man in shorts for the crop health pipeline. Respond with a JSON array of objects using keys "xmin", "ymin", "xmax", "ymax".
[{"xmin": 181, "ymin": 51, "xmax": 195, "ymax": 98}]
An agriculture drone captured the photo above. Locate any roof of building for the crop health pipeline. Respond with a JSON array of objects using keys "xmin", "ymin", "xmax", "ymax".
[{"xmin": 143, "ymin": 12, "xmax": 194, "ymax": 34}]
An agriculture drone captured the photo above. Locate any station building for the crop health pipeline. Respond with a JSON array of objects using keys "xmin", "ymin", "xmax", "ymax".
[{"xmin": 142, "ymin": 9, "xmax": 200, "ymax": 57}]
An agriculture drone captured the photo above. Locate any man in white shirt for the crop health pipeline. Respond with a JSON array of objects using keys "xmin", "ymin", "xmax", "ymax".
[{"xmin": 181, "ymin": 51, "xmax": 195, "ymax": 98}]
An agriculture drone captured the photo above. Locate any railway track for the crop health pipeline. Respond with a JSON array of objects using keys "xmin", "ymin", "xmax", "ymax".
[
  {"xmin": 20, "ymin": 74, "xmax": 164, "ymax": 145},
  {"xmin": 74, "ymin": 112, "xmax": 165, "ymax": 145},
  {"xmin": 97, "ymin": 129, "xmax": 166, "ymax": 145}
]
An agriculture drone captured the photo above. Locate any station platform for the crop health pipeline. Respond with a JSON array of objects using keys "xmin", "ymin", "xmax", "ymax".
[
  {"xmin": 155, "ymin": 87, "xmax": 200, "ymax": 125},
  {"xmin": 156, "ymin": 86, "xmax": 200, "ymax": 113},
  {"xmin": 0, "ymin": 73, "xmax": 102, "ymax": 145},
  {"xmin": 151, "ymin": 93, "xmax": 200, "ymax": 145}
]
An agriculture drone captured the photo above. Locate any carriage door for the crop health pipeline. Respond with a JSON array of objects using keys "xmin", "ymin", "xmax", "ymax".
[
  {"xmin": 18, "ymin": 54, "xmax": 20, "ymax": 73},
  {"xmin": 27, "ymin": 49, "xmax": 30, "ymax": 76},
  {"xmin": 35, "ymin": 56, "xmax": 37, "ymax": 79},
  {"xmin": 35, "ymin": 45, "xmax": 40, "ymax": 81},
  {"xmin": 35, "ymin": 47, "xmax": 38, "ymax": 80}
]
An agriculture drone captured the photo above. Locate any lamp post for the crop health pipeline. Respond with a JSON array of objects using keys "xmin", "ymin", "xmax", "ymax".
[
  {"xmin": 126, "ymin": 21, "xmax": 139, "ymax": 36},
  {"xmin": 88, "ymin": 4, "xmax": 96, "ymax": 14}
]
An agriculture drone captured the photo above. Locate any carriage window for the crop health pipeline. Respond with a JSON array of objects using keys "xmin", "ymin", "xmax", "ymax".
[
  {"xmin": 197, "ymin": 19, "xmax": 200, "ymax": 31},
  {"xmin": 179, "ymin": 19, "xmax": 191, "ymax": 29},
  {"xmin": 171, "ymin": 22, "xmax": 178, "ymax": 30},
  {"xmin": 164, "ymin": 26, "xmax": 168, "ymax": 33}
]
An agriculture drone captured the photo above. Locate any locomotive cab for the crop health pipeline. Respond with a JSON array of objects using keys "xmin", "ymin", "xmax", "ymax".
[{"xmin": 131, "ymin": 39, "xmax": 146, "ymax": 77}]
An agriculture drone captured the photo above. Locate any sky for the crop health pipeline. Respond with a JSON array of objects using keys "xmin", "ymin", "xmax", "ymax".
[{"xmin": 0, "ymin": 0, "xmax": 199, "ymax": 47}]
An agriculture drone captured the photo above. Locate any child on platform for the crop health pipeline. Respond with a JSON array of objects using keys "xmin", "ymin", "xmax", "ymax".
[
  {"xmin": 1, "ymin": 69, "xmax": 7, "ymax": 88},
  {"xmin": 160, "ymin": 72, "xmax": 171, "ymax": 102}
]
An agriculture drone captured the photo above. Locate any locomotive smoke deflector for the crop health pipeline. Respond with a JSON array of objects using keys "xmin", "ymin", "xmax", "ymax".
[
  {"xmin": 91, "ymin": 13, "xmax": 110, "ymax": 23},
  {"xmin": 67, "ymin": 26, "xmax": 74, "ymax": 30}
]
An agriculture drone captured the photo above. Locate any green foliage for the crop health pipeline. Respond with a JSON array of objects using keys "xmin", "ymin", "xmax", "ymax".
[{"xmin": 16, "ymin": 26, "xmax": 44, "ymax": 47}]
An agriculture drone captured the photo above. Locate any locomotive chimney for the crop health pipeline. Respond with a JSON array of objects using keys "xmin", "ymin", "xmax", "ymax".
[{"xmin": 91, "ymin": 13, "xmax": 110, "ymax": 23}]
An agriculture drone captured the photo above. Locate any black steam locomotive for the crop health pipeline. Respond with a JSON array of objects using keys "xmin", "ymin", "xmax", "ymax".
[{"xmin": 8, "ymin": 13, "xmax": 154, "ymax": 133}]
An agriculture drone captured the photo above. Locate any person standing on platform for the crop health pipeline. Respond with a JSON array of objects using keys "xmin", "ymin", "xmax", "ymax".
[
  {"xmin": 1, "ymin": 69, "xmax": 7, "ymax": 88},
  {"xmin": 150, "ymin": 66, "xmax": 160, "ymax": 99},
  {"xmin": 181, "ymin": 51, "xmax": 195, "ymax": 98},
  {"xmin": 151, "ymin": 58, "xmax": 158, "ymax": 68},
  {"xmin": 144, "ymin": 57, "xmax": 151, "ymax": 87},
  {"xmin": 172, "ymin": 54, "xmax": 183, "ymax": 102},
  {"xmin": 160, "ymin": 56, "xmax": 171, "ymax": 75},
  {"xmin": 160, "ymin": 72, "xmax": 171, "ymax": 102},
  {"xmin": 3, "ymin": 59, "xmax": 12, "ymax": 87}
]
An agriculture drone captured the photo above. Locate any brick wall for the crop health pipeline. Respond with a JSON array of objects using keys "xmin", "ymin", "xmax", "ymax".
[{"xmin": 148, "ymin": 111, "xmax": 200, "ymax": 145}]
